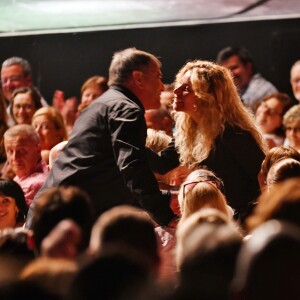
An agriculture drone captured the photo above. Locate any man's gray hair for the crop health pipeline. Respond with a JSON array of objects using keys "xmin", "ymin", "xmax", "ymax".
[
  {"xmin": 108, "ymin": 47, "xmax": 161, "ymax": 86},
  {"xmin": 2, "ymin": 57, "xmax": 32, "ymax": 77},
  {"xmin": 4, "ymin": 124, "xmax": 40, "ymax": 143}
]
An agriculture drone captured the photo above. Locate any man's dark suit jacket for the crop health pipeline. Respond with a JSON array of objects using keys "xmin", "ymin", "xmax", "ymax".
[{"xmin": 26, "ymin": 85, "xmax": 175, "ymax": 228}]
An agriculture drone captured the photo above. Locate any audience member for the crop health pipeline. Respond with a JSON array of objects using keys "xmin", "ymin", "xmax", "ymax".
[
  {"xmin": 69, "ymin": 249, "xmax": 153, "ymax": 300},
  {"xmin": 174, "ymin": 208, "xmax": 242, "ymax": 300},
  {"xmin": 145, "ymin": 108, "xmax": 173, "ymax": 136},
  {"xmin": 40, "ymin": 219, "xmax": 82, "ymax": 260},
  {"xmin": 0, "ymin": 280, "xmax": 60, "ymax": 300},
  {"xmin": 255, "ymin": 93, "xmax": 294, "ymax": 148},
  {"xmin": 0, "ymin": 179, "xmax": 28, "ymax": 230},
  {"xmin": 31, "ymin": 107, "xmax": 68, "ymax": 164},
  {"xmin": 231, "ymin": 219, "xmax": 300, "ymax": 300},
  {"xmin": 77, "ymin": 75, "xmax": 108, "ymax": 112},
  {"xmin": 89, "ymin": 205, "xmax": 159, "ymax": 274},
  {"xmin": 216, "ymin": 46, "xmax": 277, "ymax": 112},
  {"xmin": 290, "ymin": 60, "xmax": 300, "ymax": 102},
  {"xmin": 265, "ymin": 157, "xmax": 300, "ymax": 189},
  {"xmin": 257, "ymin": 145, "xmax": 300, "ymax": 192},
  {"xmin": 168, "ymin": 59, "xmax": 266, "ymax": 223},
  {"xmin": 156, "ymin": 168, "xmax": 233, "ymax": 284},
  {"xmin": 178, "ymin": 169, "xmax": 233, "ymax": 224},
  {"xmin": 31, "ymin": 186, "xmax": 93, "ymax": 254},
  {"xmin": 0, "ymin": 228, "xmax": 35, "ymax": 283},
  {"xmin": 4, "ymin": 124, "xmax": 48, "ymax": 205},
  {"xmin": 26, "ymin": 48, "xmax": 176, "ymax": 229},
  {"xmin": 246, "ymin": 177, "xmax": 300, "ymax": 232},
  {"xmin": 20, "ymin": 257, "xmax": 78, "ymax": 299},
  {"xmin": 283, "ymin": 104, "xmax": 300, "ymax": 152},
  {"xmin": 11, "ymin": 87, "xmax": 42, "ymax": 125},
  {"xmin": 1, "ymin": 57, "xmax": 48, "ymax": 126}
]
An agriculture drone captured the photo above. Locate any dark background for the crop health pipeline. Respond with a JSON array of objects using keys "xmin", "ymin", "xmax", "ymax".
[{"xmin": 0, "ymin": 17, "xmax": 299, "ymax": 103}]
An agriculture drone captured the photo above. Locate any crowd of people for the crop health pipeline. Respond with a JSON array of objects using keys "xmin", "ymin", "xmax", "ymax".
[{"xmin": 0, "ymin": 45, "xmax": 299, "ymax": 300}]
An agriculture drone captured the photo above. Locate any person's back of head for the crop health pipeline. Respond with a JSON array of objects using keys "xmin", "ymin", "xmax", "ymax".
[
  {"xmin": 20, "ymin": 257, "xmax": 78, "ymax": 298},
  {"xmin": 31, "ymin": 186, "xmax": 94, "ymax": 254},
  {"xmin": 178, "ymin": 168, "xmax": 230, "ymax": 223},
  {"xmin": 146, "ymin": 128, "xmax": 172, "ymax": 153},
  {"xmin": 175, "ymin": 209, "xmax": 242, "ymax": 300},
  {"xmin": 246, "ymin": 177, "xmax": 300, "ymax": 232},
  {"xmin": 69, "ymin": 249, "xmax": 153, "ymax": 300},
  {"xmin": 231, "ymin": 219, "xmax": 300, "ymax": 300},
  {"xmin": 266, "ymin": 157, "xmax": 300, "ymax": 188},
  {"xmin": 89, "ymin": 205, "xmax": 159, "ymax": 271}
]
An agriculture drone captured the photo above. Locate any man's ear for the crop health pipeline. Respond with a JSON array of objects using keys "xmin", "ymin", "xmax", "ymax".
[{"xmin": 132, "ymin": 70, "xmax": 144, "ymax": 88}]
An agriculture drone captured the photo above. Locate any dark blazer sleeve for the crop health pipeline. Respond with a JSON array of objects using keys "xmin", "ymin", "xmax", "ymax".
[{"xmin": 109, "ymin": 104, "xmax": 175, "ymax": 225}]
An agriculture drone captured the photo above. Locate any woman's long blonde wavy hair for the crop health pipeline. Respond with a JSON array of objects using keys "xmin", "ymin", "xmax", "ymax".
[{"xmin": 173, "ymin": 60, "xmax": 267, "ymax": 168}]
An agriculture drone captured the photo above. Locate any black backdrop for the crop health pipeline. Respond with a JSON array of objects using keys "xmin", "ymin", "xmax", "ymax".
[{"xmin": 0, "ymin": 17, "xmax": 299, "ymax": 103}]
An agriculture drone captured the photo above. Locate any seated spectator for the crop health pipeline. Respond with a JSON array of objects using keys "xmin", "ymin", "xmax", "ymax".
[
  {"xmin": 216, "ymin": 46, "xmax": 278, "ymax": 112},
  {"xmin": 77, "ymin": 75, "xmax": 108, "ymax": 113},
  {"xmin": 174, "ymin": 208, "xmax": 242, "ymax": 300},
  {"xmin": 4, "ymin": 124, "xmax": 48, "ymax": 205},
  {"xmin": 1, "ymin": 56, "xmax": 48, "ymax": 127},
  {"xmin": 31, "ymin": 186, "xmax": 94, "ymax": 255},
  {"xmin": 265, "ymin": 158, "xmax": 300, "ymax": 189},
  {"xmin": 255, "ymin": 93, "xmax": 294, "ymax": 148},
  {"xmin": 257, "ymin": 145, "xmax": 300, "ymax": 192},
  {"xmin": 20, "ymin": 257, "xmax": 78, "ymax": 299},
  {"xmin": 89, "ymin": 205, "xmax": 159, "ymax": 274},
  {"xmin": 231, "ymin": 219, "xmax": 300, "ymax": 300},
  {"xmin": 283, "ymin": 104, "xmax": 300, "ymax": 152},
  {"xmin": 146, "ymin": 128, "xmax": 191, "ymax": 215},
  {"xmin": 31, "ymin": 107, "xmax": 68, "ymax": 164},
  {"xmin": 52, "ymin": 90, "xmax": 78, "ymax": 137},
  {"xmin": 178, "ymin": 168, "xmax": 234, "ymax": 224},
  {"xmin": 0, "ymin": 179, "xmax": 28, "ymax": 230},
  {"xmin": 11, "ymin": 87, "xmax": 42, "ymax": 125},
  {"xmin": 145, "ymin": 108, "xmax": 174, "ymax": 136},
  {"xmin": 69, "ymin": 249, "xmax": 153, "ymax": 300},
  {"xmin": 156, "ymin": 168, "xmax": 234, "ymax": 284},
  {"xmin": 40, "ymin": 219, "xmax": 82, "ymax": 260},
  {"xmin": 290, "ymin": 60, "xmax": 300, "ymax": 103},
  {"xmin": 246, "ymin": 177, "xmax": 300, "ymax": 232},
  {"xmin": 0, "ymin": 280, "xmax": 59, "ymax": 300},
  {"xmin": 0, "ymin": 228, "xmax": 35, "ymax": 283},
  {"xmin": 160, "ymin": 83, "xmax": 174, "ymax": 115}
]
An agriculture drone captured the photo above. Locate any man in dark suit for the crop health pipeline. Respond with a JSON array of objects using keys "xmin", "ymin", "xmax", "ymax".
[{"xmin": 26, "ymin": 48, "xmax": 176, "ymax": 228}]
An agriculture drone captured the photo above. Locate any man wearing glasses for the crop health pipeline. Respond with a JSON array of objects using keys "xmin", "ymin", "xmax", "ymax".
[{"xmin": 1, "ymin": 57, "xmax": 48, "ymax": 126}]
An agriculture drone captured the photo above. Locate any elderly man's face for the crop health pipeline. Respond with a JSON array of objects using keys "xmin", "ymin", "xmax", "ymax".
[
  {"xmin": 290, "ymin": 63, "xmax": 300, "ymax": 102},
  {"xmin": 4, "ymin": 135, "xmax": 41, "ymax": 178},
  {"xmin": 1, "ymin": 64, "xmax": 31, "ymax": 101}
]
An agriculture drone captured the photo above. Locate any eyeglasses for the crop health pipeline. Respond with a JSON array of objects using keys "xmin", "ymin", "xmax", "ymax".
[
  {"xmin": 1, "ymin": 76, "xmax": 23, "ymax": 85},
  {"xmin": 182, "ymin": 175, "xmax": 224, "ymax": 200},
  {"xmin": 285, "ymin": 126, "xmax": 300, "ymax": 133}
]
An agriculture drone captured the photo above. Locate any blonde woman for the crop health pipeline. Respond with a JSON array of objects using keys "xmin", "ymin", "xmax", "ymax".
[
  {"xmin": 172, "ymin": 60, "xmax": 267, "ymax": 222},
  {"xmin": 32, "ymin": 107, "xmax": 68, "ymax": 164}
]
